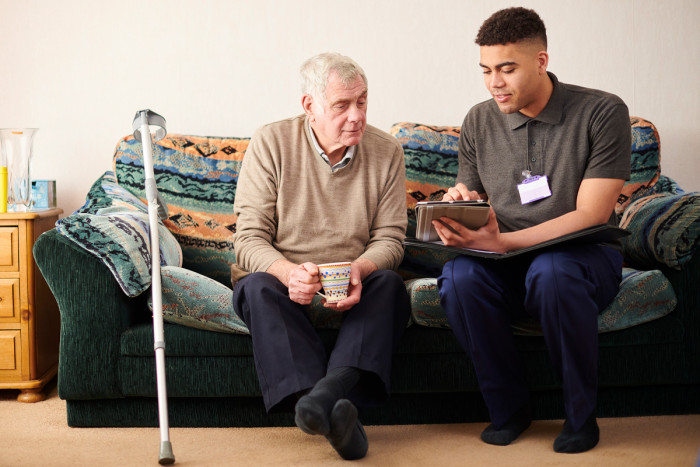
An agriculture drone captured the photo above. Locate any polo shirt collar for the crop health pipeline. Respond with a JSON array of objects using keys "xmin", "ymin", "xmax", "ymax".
[{"xmin": 506, "ymin": 72, "xmax": 564, "ymax": 129}]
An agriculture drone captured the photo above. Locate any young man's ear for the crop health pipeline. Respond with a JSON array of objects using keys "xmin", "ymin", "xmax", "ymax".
[{"xmin": 537, "ymin": 50, "xmax": 549, "ymax": 74}]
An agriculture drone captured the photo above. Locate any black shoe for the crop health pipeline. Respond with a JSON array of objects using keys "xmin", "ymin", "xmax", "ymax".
[{"xmin": 326, "ymin": 399, "xmax": 368, "ymax": 460}]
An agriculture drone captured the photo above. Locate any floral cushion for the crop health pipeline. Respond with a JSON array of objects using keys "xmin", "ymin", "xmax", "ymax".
[
  {"xmin": 619, "ymin": 192, "xmax": 700, "ymax": 270},
  {"xmin": 56, "ymin": 172, "xmax": 183, "ymax": 297},
  {"xmin": 406, "ymin": 267, "xmax": 677, "ymax": 335}
]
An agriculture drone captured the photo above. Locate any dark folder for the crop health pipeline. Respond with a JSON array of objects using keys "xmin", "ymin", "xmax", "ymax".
[{"xmin": 404, "ymin": 224, "xmax": 630, "ymax": 260}]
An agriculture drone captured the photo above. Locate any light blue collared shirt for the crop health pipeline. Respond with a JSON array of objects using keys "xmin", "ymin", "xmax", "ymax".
[{"xmin": 308, "ymin": 120, "xmax": 355, "ymax": 172}]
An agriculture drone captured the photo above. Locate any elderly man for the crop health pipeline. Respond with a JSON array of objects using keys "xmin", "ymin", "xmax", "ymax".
[
  {"xmin": 232, "ymin": 52, "xmax": 410, "ymax": 460},
  {"xmin": 436, "ymin": 8, "xmax": 630, "ymax": 454}
]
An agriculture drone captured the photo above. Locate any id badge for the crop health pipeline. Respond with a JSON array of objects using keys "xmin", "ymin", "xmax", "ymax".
[{"xmin": 517, "ymin": 175, "xmax": 552, "ymax": 204}]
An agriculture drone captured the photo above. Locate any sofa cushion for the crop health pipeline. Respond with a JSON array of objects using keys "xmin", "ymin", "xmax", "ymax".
[
  {"xmin": 391, "ymin": 118, "xmax": 664, "ymax": 226},
  {"xmin": 153, "ymin": 266, "xmax": 249, "ymax": 334},
  {"xmin": 619, "ymin": 192, "xmax": 700, "ymax": 270},
  {"xmin": 406, "ymin": 267, "xmax": 676, "ymax": 334},
  {"xmin": 151, "ymin": 266, "xmax": 349, "ymax": 334},
  {"xmin": 389, "ymin": 123, "xmax": 460, "ymax": 238},
  {"xmin": 55, "ymin": 172, "xmax": 182, "ymax": 297},
  {"xmin": 113, "ymin": 134, "xmax": 249, "ymax": 286},
  {"xmin": 74, "ymin": 170, "xmax": 148, "ymax": 215},
  {"xmin": 616, "ymin": 117, "xmax": 662, "ymax": 217}
]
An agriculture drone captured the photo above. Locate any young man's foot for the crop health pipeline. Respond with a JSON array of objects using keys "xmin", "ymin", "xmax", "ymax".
[
  {"xmin": 326, "ymin": 399, "xmax": 368, "ymax": 460},
  {"xmin": 553, "ymin": 412, "xmax": 599, "ymax": 453},
  {"xmin": 481, "ymin": 404, "xmax": 532, "ymax": 446}
]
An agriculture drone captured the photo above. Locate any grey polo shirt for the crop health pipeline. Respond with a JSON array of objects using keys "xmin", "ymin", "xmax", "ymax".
[{"xmin": 457, "ymin": 72, "xmax": 631, "ymax": 233}]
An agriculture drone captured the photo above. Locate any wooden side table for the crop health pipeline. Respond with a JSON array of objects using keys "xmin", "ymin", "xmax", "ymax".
[{"xmin": 0, "ymin": 208, "xmax": 62, "ymax": 402}]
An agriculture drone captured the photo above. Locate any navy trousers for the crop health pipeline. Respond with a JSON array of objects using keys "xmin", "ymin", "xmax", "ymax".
[
  {"xmin": 233, "ymin": 269, "xmax": 410, "ymax": 412},
  {"xmin": 438, "ymin": 244, "xmax": 622, "ymax": 431}
]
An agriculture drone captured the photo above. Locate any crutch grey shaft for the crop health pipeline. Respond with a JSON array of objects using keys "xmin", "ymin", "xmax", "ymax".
[{"xmin": 132, "ymin": 109, "xmax": 175, "ymax": 465}]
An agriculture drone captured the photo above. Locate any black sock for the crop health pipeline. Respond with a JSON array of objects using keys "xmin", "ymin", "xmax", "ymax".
[
  {"xmin": 294, "ymin": 367, "xmax": 361, "ymax": 436},
  {"xmin": 326, "ymin": 399, "xmax": 368, "ymax": 460},
  {"xmin": 481, "ymin": 404, "xmax": 532, "ymax": 446},
  {"xmin": 554, "ymin": 411, "xmax": 599, "ymax": 453}
]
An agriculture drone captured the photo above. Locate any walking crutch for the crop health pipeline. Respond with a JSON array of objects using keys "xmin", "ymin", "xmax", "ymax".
[{"xmin": 132, "ymin": 109, "xmax": 175, "ymax": 465}]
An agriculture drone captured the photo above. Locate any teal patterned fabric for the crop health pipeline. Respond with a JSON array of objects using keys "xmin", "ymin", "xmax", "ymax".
[
  {"xmin": 619, "ymin": 192, "xmax": 700, "ymax": 270},
  {"xmin": 389, "ymin": 123, "xmax": 460, "ymax": 238},
  {"xmin": 112, "ymin": 134, "xmax": 248, "ymax": 286},
  {"xmin": 615, "ymin": 117, "xmax": 662, "ymax": 217},
  {"xmin": 77, "ymin": 170, "xmax": 148, "ymax": 215},
  {"xmin": 153, "ymin": 266, "xmax": 349, "ymax": 334},
  {"xmin": 154, "ymin": 266, "xmax": 249, "ymax": 334},
  {"xmin": 56, "ymin": 172, "xmax": 183, "ymax": 297},
  {"xmin": 406, "ymin": 267, "xmax": 677, "ymax": 335}
]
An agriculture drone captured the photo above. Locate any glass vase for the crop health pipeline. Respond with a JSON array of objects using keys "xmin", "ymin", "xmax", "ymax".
[{"xmin": 0, "ymin": 128, "xmax": 37, "ymax": 211}]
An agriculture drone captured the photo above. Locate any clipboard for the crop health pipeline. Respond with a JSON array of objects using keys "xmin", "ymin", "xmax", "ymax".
[
  {"xmin": 415, "ymin": 200, "xmax": 490, "ymax": 242},
  {"xmin": 404, "ymin": 224, "xmax": 630, "ymax": 260}
]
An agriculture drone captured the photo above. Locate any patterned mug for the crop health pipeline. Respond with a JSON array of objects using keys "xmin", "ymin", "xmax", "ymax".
[{"xmin": 317, "ymin": 262, "xmax": 352, "ymax": 303}]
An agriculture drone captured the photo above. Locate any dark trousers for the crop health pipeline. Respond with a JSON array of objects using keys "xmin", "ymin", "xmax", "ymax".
[
  {"xmin": 438, "ymin": 245, "xmax": 622, "ymax": 431},
  {"xmin": 233, "ymin": 269, "xmax": 410, "ymax": 412}
]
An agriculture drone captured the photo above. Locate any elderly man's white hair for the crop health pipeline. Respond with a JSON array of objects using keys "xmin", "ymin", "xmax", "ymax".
[{"xmin": 300, "ymin": 52, "xmax": 368, "ymax": 102}]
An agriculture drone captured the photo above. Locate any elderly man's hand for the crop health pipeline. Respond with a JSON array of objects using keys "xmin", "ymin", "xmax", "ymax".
[{"xmin": 286, "ymin": 262, "xmax": 322, "ymax": 305}]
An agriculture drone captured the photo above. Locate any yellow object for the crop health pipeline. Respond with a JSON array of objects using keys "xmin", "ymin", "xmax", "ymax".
[{"xmin": 0, "ymin": 167, "xmax": 7, "ymax": 213}]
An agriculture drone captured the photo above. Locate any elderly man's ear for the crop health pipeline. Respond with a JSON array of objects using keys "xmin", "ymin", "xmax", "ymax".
[{"xmin": 301, "ymin": 94, "xmax": 316, "ymax": 122}]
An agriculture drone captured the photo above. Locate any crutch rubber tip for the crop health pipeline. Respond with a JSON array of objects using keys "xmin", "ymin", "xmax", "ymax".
[{"xmin": 159, "ymin": 441, "xmax": 175, "ymax": 465}]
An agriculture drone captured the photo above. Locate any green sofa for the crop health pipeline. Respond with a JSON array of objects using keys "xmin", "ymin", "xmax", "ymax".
[{"xmin": 34, "ymin": 117, "xmax": 700, "ymax": 427}]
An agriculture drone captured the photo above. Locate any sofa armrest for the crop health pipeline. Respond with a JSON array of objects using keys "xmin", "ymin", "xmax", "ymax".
[
  {"xmin": 619, "ymin": 192, "xmax": 700, "ymax": 270},
  {"xmin": 34, "ymin": 228, "xmax": 148, "ymax": 400}
]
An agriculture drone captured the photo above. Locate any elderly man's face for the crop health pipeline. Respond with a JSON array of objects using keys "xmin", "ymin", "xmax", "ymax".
[{"xmin": 305, "ymin": 71, "xmax": 367, "ymax": 158}]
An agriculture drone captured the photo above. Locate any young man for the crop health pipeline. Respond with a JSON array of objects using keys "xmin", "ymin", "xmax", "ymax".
[
  {"xmin": 436, "ymin": 8, "xmax": 631, "ymax": 453},
  {"xmin": 232, "ymin": 52, "xmax": 410, "ymax": 460}
]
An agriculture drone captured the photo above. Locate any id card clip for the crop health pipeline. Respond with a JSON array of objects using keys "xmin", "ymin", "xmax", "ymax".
[{"xmin": 517, "ymin": 170, "xmax": 552, "ymax": 204}]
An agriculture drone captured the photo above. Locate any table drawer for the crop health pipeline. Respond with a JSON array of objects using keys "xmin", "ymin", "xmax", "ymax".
[
  {"xmin": 0, "ymin": 279, "xmax": 20, "ymax": 323},
  {"xmin": 0, "ymin": 330, "xmax": 22, "ymax": 380},
  {"xmin": 0, "ymin": 226, "xmax": 19, "ymax": 272}
]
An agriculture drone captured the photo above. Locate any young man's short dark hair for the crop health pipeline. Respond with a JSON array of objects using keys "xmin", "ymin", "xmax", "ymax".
[{"xmin": 475, "ymin": 7, "xmax": 547, "ymax": 48}]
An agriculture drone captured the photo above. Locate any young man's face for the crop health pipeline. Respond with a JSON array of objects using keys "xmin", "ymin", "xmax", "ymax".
[
  {"xmin": 479, "ymin": 41, "xmax": 549, "ymax": 118},
  {"xmin": 306, "ymin": 71, "xmax": 367, "ymax": 156}
]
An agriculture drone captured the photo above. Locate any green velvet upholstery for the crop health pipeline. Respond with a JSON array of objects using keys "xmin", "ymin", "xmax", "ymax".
[{"xmin": 33, "ymin": 116, "xmax": 700, "ymax": 427}]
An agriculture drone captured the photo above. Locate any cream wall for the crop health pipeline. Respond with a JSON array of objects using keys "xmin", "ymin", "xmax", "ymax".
[{"xmin": 1, "ymin": 0, "xmax": 698, "ymax": 214}]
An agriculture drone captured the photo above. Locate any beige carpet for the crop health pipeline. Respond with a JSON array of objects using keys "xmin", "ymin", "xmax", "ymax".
[{"xmin": 2, "ymin": 380, "xmax": 699, "ymax": 466}]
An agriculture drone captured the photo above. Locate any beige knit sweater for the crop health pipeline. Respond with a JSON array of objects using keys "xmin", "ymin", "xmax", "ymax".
[{"xmin": 232, "ymin": 115, "xmax": 407, "ymax": 279}]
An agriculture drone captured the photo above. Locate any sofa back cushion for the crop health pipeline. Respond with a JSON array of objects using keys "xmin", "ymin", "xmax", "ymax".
[
  {"xmin": 389, "ymin": 123, "xmax": 461, "ymax": 238},
  {"xmin": 616, "ymin": 117, "xmax": 662, "ymax": 216},
  {"xmin": 113, "ymin": 134, "xmax": 249, "ymax": 286},
  {"xmin": 390, "ymin": 117, "xmax": 662, "ymax": 236}
]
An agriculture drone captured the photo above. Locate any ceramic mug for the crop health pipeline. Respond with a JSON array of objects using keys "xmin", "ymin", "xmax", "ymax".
[{"xmin": 316, "ymin": 261, "xmax": 352, "ymax": 303}]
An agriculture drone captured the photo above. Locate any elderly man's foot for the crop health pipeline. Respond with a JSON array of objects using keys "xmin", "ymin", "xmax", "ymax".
[
  {"xmin": 294, "ymin": 391, "xmax": 333, "ymax": 436},
  {"xmin": 554, "ymin": 412, "xmax": 599, "ymax": 453},
  {"xmin": 481, "ymin": 404, "xmax": 531, "ymax": 446},
  {"xmin": 294, "ymin": 367, "xmax": 362, "ymax": 436},
  {"xmin": 326, "ymin": 399, "xmax": 368, "ymax": 460}
]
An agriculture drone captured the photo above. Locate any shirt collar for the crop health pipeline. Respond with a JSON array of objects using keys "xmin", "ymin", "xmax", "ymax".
[
  {"xmin": 307, "ymin": 119, "xmax": 355, "ymax": 171},
  {"xmin": 506, "ymin": 71, "xmax": 564, "ymax": 130}
]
